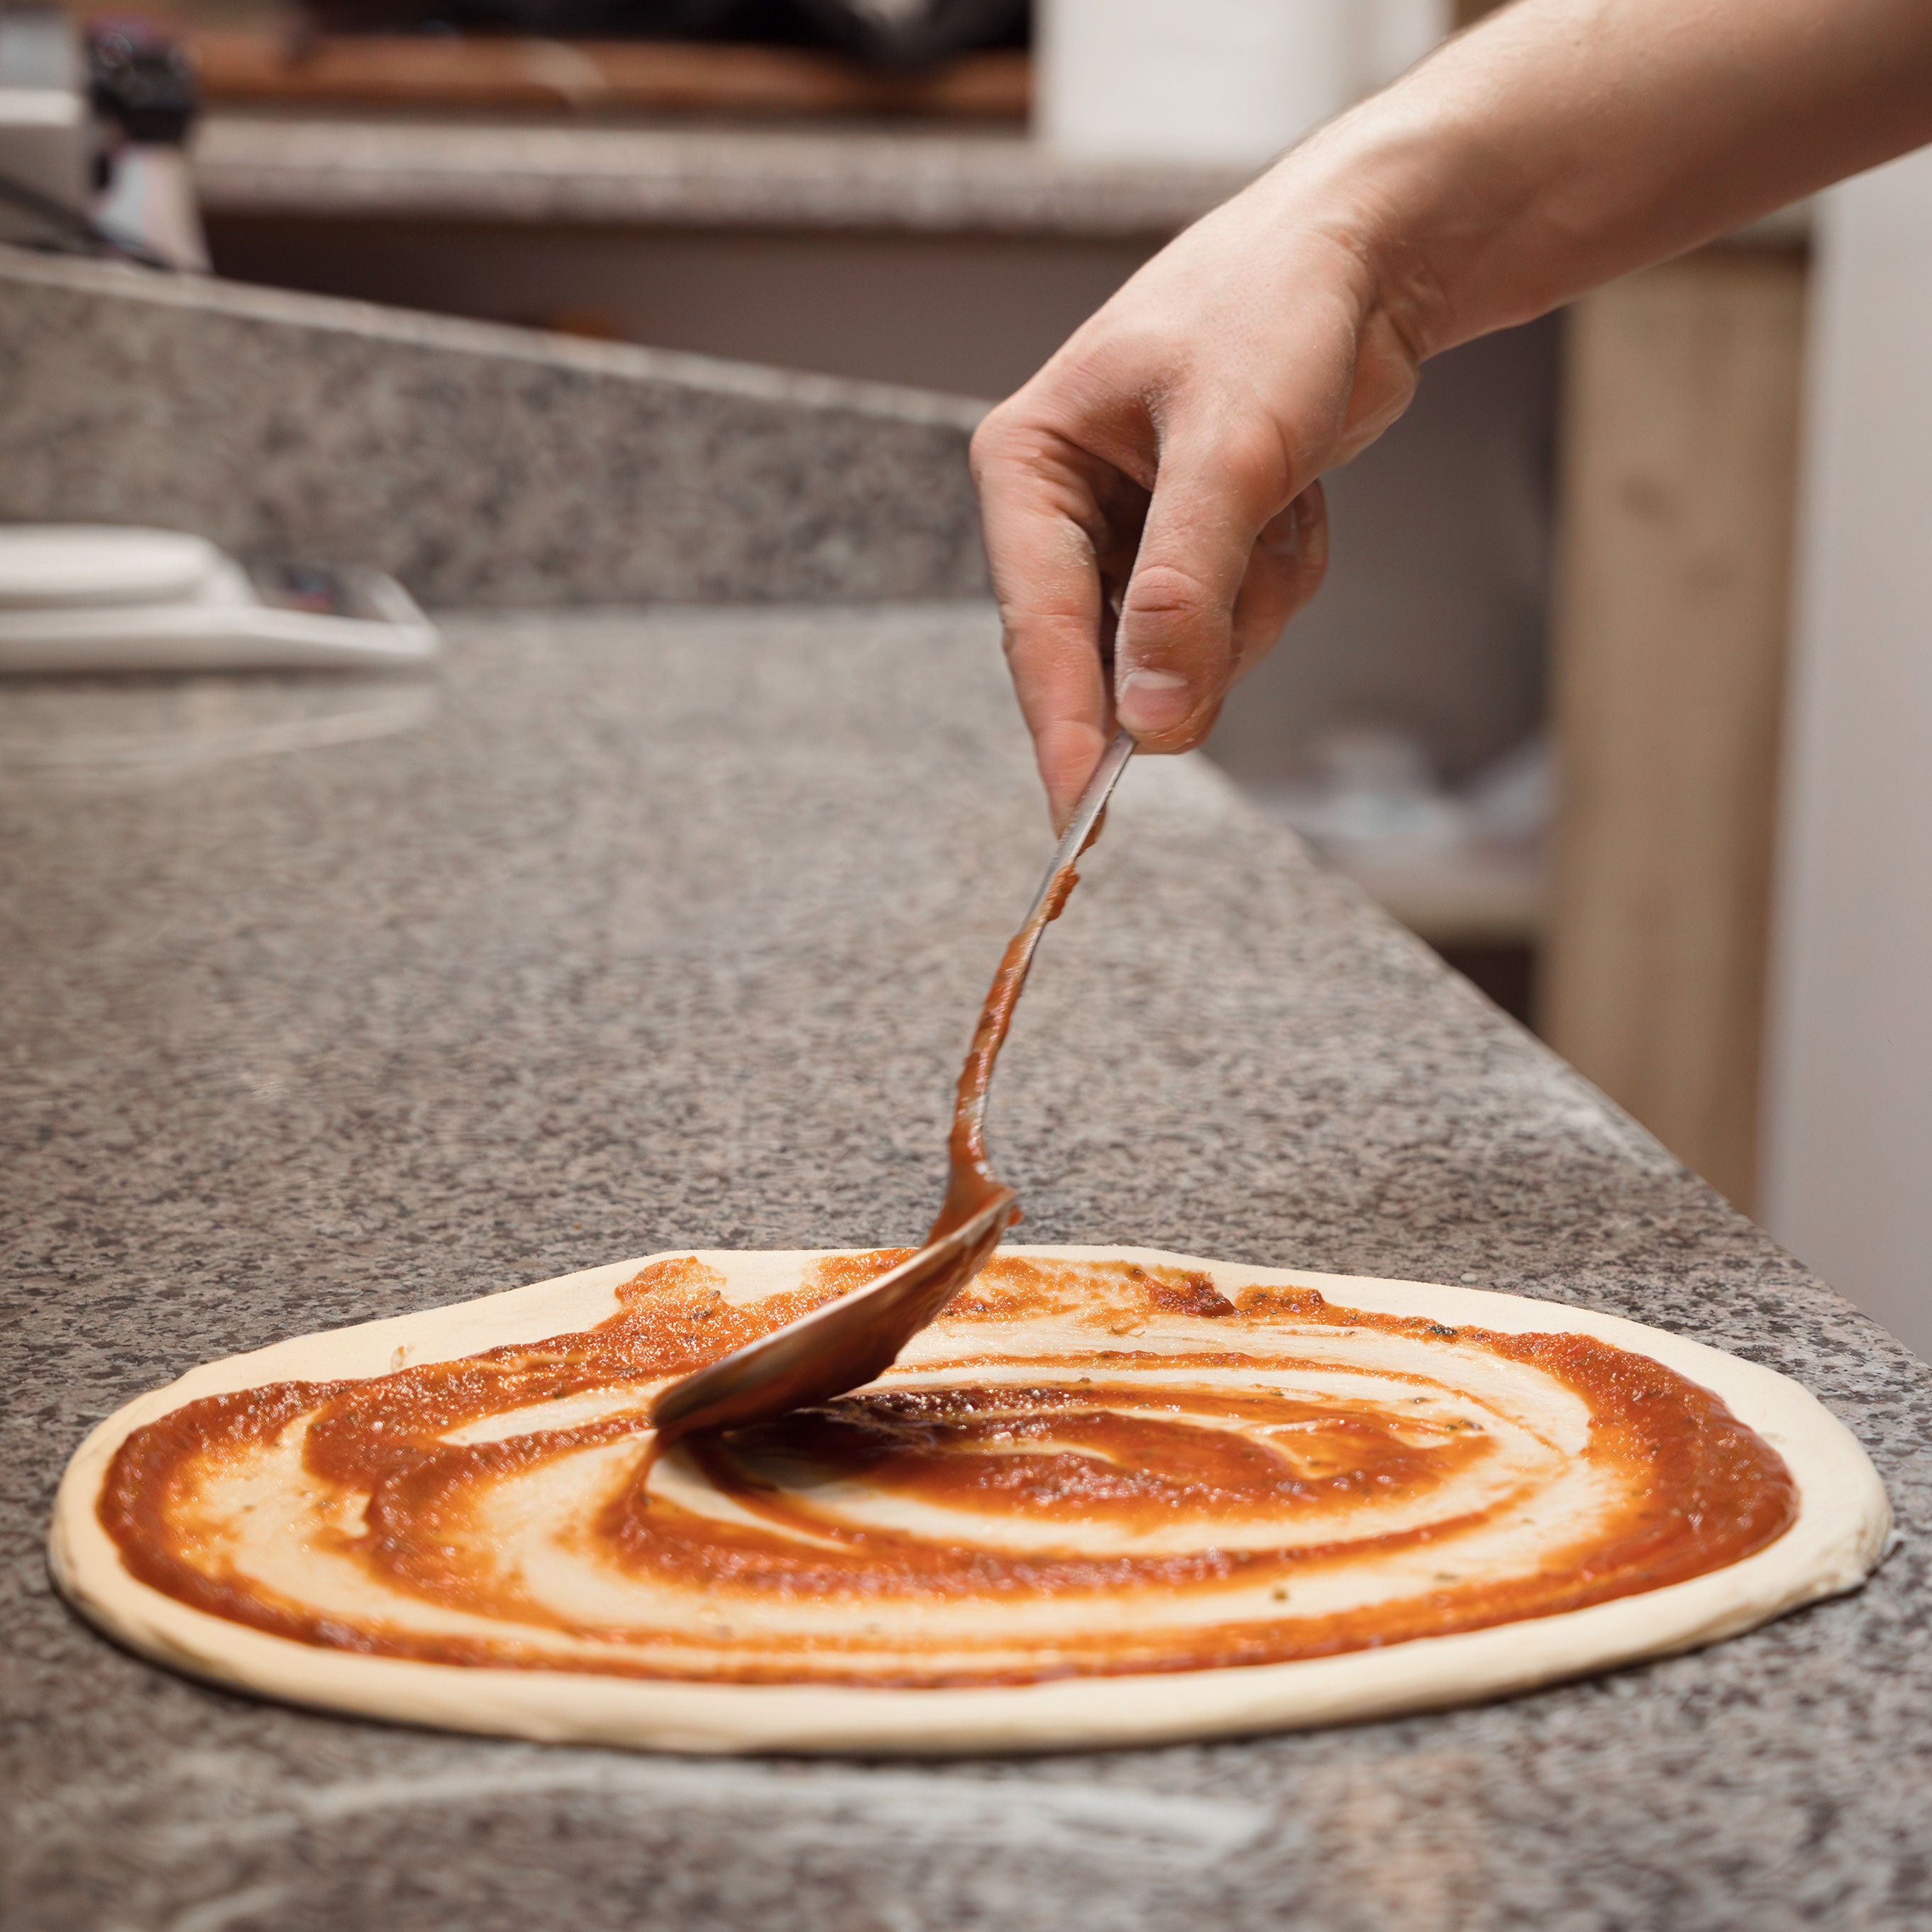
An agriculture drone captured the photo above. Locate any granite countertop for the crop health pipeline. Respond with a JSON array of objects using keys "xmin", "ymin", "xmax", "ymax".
[
  {"xmin": 191, "ymin": 113, "xmax": 1249, "ymax": 236},
  {"xmin": 4, "ymin": 602, "xmax": 1928, "ymax": 1931},
  {"xmin": 188, "ymin": 111, "xmax": 1816, "ymax": 247},
  {"xmin": 0, "ymin": 246, "xmax": 989, "ymax": 607}
]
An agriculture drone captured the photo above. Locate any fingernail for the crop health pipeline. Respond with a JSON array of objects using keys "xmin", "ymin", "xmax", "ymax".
[
  {"xmin": 1261, "ymin": 489, "xmax": 1317, "ymax": 562},
  {"xmin": 1117, "ymin": 668, "xmax": 1193, "ymax": 734},
  {"xmin": 1261, "ymin": 507, "xmax": 1304, "ymax": 562}
]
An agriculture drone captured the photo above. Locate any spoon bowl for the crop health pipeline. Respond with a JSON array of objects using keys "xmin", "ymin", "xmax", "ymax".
[
  {"xmin": 647, "ymin": 1189, "xmax": 1015, "ymax": 1441},
  {"xmin": 648, "ymin": 729, "xmax": 1135, "ymax": 1445}
]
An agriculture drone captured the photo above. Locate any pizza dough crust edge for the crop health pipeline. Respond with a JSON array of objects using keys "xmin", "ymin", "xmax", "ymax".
[{"xmin": 48, "ymin": 1246, "xmax": 1892, "ymax": 1757}]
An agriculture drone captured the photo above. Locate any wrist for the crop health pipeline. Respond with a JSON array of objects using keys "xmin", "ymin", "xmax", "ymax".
[{"xmin": 1266, "ymin": 87, "xmax": 1550, "ymax": 365}]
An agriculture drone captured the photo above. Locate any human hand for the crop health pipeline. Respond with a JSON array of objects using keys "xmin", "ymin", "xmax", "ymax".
[{"xmin": 970, "ymin": 155, "xmax": 1430, "ymax": 828}]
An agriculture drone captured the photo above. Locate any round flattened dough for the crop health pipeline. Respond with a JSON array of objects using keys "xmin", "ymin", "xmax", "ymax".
[{"xmin": 49, "ymin": 1247, "xmax": 1891, "ymax": 1756}]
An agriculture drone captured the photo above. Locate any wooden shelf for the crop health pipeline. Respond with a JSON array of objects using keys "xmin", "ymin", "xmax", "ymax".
[{"xmin": 184, "ymin": 31, "xmax": 1031, "ymax": 120}]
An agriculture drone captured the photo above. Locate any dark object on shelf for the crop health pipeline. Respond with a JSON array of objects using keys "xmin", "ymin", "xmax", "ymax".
[
  {"xmin": 297, "ymin": 0, "xmax": 1026, "ymax": 67},
  {"xmin": 302, "ymin": 0, "xmax": 785, "ymax": 39},
  {"xmin": 189, "ymin": 29, "xmax": 1030, "ymax": 116},
  {"xmin": 88, "ymin": 20, "xmax": 198, "ymax": 145},
  {"xmin": 791, "ymin": 0, "xmax": 1026, "ymax": 69},
  {"xmin": 86, "ymin": 20, "xmax": 207, "ymax": 268}
]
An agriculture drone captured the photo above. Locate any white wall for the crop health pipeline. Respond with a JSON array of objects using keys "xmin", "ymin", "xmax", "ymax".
[{"xmin": 1762, "ymin": 150, "xmax": 1932, "ymax": 1357}]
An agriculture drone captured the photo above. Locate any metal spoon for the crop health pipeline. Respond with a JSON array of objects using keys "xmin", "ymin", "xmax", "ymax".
[{"xmin": 648, "ymin": 729, "xmax": 1136, "ymax": 1442}]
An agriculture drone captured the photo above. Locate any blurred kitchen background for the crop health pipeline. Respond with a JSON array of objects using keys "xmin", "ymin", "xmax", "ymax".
[{"xmin": 2, "ymin": 0, "xmax": 1926, "ymax": 1348}]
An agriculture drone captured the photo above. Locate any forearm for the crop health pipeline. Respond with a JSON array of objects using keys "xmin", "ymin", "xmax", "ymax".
[{"xmin": 1279, "ymin": 0, "xmax": 1932, "ymax": 359}]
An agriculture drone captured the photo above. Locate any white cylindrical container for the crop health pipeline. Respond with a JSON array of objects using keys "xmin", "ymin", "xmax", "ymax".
[
  {"xmin": 1357, "ymin": 0, "xmax": 1454, "ymax": 94},
  {"xmin": 1038, "ymin": 0, "xmax": 1353, "ymax": 165}
]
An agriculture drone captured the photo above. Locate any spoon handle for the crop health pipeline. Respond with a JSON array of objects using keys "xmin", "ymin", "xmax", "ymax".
[
  {"xmin": 933, "ymin": 730, "xmax": 1137, "ymax": 1238},
  {"xmin": 1022, "ymin": 729, "xmax": 1137, "ymax": 931}
]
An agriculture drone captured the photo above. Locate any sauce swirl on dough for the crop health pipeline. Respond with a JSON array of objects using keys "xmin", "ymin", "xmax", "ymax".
[{"xmin": 99, "ymin": 1254, "xmax": 1797, "ymax": 1687}]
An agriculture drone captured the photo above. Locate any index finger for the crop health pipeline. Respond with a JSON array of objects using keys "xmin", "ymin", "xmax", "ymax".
[{"xmin": 971, "ymin": 419, "xmax": 1117, "ymax": 832}]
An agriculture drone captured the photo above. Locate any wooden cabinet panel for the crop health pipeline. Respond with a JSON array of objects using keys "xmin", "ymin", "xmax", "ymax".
[{"xmin": 1543, "ymin": 250, "xmax": 1806, "ymax": 1210}]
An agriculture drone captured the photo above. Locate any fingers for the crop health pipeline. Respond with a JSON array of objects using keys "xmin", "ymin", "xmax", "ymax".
[
  {"xmin": 1113, "ymin": 426, "xmax": 1310, "ymax": 751},
  {"xmin": 972, "ymin": 414, "xmax": 1134, "ymax": 830},
  {"xmin": 1230, "ymin": 480, "xmax": 1329, "ymax": 683},
  {"xmin": 976, "ymin": 397, "xmax": 1332, "ymax": 814}
]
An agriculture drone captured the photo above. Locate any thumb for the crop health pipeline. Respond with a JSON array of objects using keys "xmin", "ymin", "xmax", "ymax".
[{"xmin": 1113, "ymin": 430, "xmax": 1293, "ymax": 750}]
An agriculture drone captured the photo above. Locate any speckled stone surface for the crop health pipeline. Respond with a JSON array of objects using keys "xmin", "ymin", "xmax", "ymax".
[
  {"xmin": 4, "ymin": 603, "xmax": 1928, "ymax": 1931},
  {"xmin": 0, "ymin": 248, "xmax": 987, "ymax": 607},
  {"xmin": 188, "ymin": 114, "xmax": 1814, "ymax": 248},
  {"xmin": 192, "ymin": 115, "xmax": 1248, "ymax": 237}
]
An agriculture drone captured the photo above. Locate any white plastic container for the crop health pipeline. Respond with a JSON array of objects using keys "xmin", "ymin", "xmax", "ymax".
[{"xmin": 0, "ymin": 527, "xmax": 438, "ymax": 673}]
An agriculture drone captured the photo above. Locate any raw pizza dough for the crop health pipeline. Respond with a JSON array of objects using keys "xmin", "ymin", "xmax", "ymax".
[{"xmin": 50, "ymin": 1246, "xmax": 1889, "ymax": 1756}]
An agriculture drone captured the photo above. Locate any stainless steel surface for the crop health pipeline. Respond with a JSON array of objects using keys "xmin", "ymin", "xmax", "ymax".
[
  {"xmin": 648, "ymin": 728, "xmax": 1136, "ymax": 1440},
  {"xmin": 0, "ymin": 9, "xmax": 90, "ymax": 249}
]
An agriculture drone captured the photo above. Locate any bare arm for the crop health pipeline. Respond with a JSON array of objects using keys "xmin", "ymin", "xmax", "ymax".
[{"xmin": 973, "ymin": 0, "xmax": 1932, "ymax": 826}]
